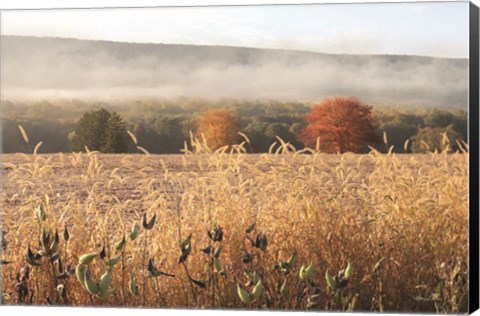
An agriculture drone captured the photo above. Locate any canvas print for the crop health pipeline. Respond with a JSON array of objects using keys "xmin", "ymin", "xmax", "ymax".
[{"xmin": 0, "ymin": 1, "xmax": 478, "ymax": 313}]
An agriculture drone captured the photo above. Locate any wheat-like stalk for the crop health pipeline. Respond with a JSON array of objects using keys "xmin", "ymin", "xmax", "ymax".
[{"xmin": 127, "ymin": 130, "xmax": 138, "ymax": 145}]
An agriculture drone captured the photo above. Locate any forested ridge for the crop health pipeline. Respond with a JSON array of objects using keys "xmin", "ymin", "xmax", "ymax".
[{"xmin": 1, "ymin": 98, "xmax": 467, "ymax": 154}]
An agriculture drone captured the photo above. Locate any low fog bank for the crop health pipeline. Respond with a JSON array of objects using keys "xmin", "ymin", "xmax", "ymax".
[{"xmin": 1, "ymin": 36, "xmax": 468, "ymax": 108}]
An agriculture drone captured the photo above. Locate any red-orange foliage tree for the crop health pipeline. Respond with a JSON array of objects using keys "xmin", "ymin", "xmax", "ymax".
[
  {"xmin": 195, "ymin": 109, "xmax": 240, "ymax": 150},
  {"xmin": 298, "ymin": 97, "xmax": 379, "ymax": 153}
]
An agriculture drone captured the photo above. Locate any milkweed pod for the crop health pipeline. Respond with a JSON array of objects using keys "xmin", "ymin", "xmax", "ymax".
[
  {"xmin": 99, "ymin": 246, "xmax": 106, "ymax": 260},
  {"xmin": 287, "ymin": 251, "xmax": 296, "ymax": 268},
  {"xmin": 99, "ymin": 288, "xmax": 114, "ymax": 299},
  {"xmin": 105, "ymin": 255, "xmax": 122, "ymax": 267},
  {"xmin": 41, "ymin": 229, "xmax": 51, "ymax": 253},
  {"xmin": 26, "ymin": 254, "xmax": 40, "ymax": 267},
  {"xmin": 129, "ymin": 274, "xmax": 139, "ymax": 296},
  {"xmin": 142, "ymin": 213, "xmax": 156, "ymax": 230},
  {"xmin": 251, "ymin": 279, "xmax": 263, "ymax": 300},
  {"xmin": 214, "ymin": 245, "xmax": 222, "ymax": 258},
  {"xmin": 57, "ymin": 284, "xmax": 65, "ymax": 294},
  {"xmin": 1, "ymin": 233, "xmax": 7, "ymax": 250},
  {"xmin": 190, "ymin": 277, "xmax": 206, "ymax": 289},
  {"xmin": 49, "ymin": 240, "xmax": 58, "ymax": 254},
  {"xmin": 299, "ymin": 264, "xmax": 306, "ymax": 281},
  {"xmin": 304, "ymin": 262, "xmax": 315, "ymax": 279},
  {"xmin": 37, "ymin": 204, "xmax": 46, "ymax": 222},
  {"xmin": 114, "ymin": 236, "xmax": 126, "ymax": 251},
  {"xmin": 79, "ymin": 253, "xmax": 98, "ymax": 265},
  {"xmin": 85, "ymin": 271, "xmax": 99, "ymax": 295},
  {"xmin": 75, "ymin": 264, "xmax": 87, "ymax": 290},
  {"xmin": 255, "ymin": 232, "xmax": 267, "ymax": 251},
  {"xmin": 63, "ymin": 226, "xmax": 70, "ymax": 242},
  {"xmin": 245, "ymin": 270, "xmax": 259, "ymax": 283},
  {"xmin": 245, "ymin": 222, "xmax": 255, "ymax": 234},
  {"xmin": 325, "ymin": 269, "xmax": 337, "ymax": 289},
  {"xmin": 345, "ymin": 262, "xmax": 353, "ymax": 280},
  {"xmin": 54, "ymin": 230, "xmax": 60, "ymax": 244},
  {"xmin": 237, "ymin": 283, "xmax": 251, "ymax": 304},
  {"xmin": 213, "ymin": 256, "xmax": 222, "ymax": 273},
  {"xmin": 201, "ymin": 246, "xmax": 213, "ymax": 255},
  {"xmin": 130, "ymin": 223, "xmax": 139, "ymax": 241},
  {"xmin": 180, "ymin": 235, "xmax": 192, "ymax": 250},
  {"xmin": 99, "ymin": 269, "xmax": 112, "ymax": 298},
  {"xmin": 26, "ymin": 245, "xmax": 40, "ymax": 267}
]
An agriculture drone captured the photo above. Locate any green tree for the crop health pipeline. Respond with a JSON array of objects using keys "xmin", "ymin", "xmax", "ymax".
[
  {"xmin": 103, "ymin": 112, "xmax": 128, "ymax": 153},
  {"xmin": 69, "ymin": 108, "xmax": 128, "ymax": 153},
  {"xmin": 424, "ymin": 109, "xmax": 454, "ymax": 128}
]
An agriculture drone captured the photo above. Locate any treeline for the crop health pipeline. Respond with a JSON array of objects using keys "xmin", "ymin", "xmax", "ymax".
[{"xmin": 1, "ymin": 98, "xmax": 468, "ymax": 154}]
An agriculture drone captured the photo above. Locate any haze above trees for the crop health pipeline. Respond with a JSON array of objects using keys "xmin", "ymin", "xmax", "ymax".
[{"xmin": 2, "ymin": 36, "xmax": 468, "ymax": 108}]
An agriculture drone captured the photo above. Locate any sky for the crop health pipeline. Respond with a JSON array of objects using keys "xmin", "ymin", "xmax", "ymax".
[{"xmin": 1, "ymin": 1, "xmax": 470, "ymax": 58}]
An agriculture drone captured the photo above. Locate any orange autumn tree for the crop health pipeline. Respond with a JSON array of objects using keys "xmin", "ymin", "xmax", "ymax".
[
  {"xmin": 195, "ymin": 109, "xmax": 241, "ymax": 150},
  {"xmin": 298, "ymin": 97, "xmax": 379, "ymax": 153}
]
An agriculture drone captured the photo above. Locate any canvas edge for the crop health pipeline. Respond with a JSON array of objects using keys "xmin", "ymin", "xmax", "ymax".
[
  {"xmin": 0, "ymin": 1, "xmax": 476, "ymax": 313},
  {"xmin": 469, "ymin": 1, "xmax": 480, "ymax": 314}
]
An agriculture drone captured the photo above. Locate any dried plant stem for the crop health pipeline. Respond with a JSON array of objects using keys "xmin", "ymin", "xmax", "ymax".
[
  {"xmin": 121, "ymin": 247, "xmax": 126, "ymax": 305},
  {"xmin": 142, "ymin": 229, "xmax": 148, "ymax": 307}
]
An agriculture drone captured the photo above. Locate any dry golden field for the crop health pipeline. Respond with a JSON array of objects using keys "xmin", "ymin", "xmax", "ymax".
[{"xmin": 0, "ymin": 146, "xmax": 469, "ymax": 312}]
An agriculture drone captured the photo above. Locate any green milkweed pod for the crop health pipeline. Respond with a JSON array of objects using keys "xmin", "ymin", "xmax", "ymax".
[
  {"xmin": 299, "ymin": 264, "xmax": 306, "ymax": 281},
  {"xmin": 37, "ymin": 204, "xmax": 46, "ymax": 222},
  {"xmin": 325, "ymin": 269, "xmax": 337, "ymax": 289},
  {"xmin": 79, "ymin": 253, "xmax": 98, "ymax": 265},
  {"xmin": 213, "ymin": 256, "xmax": 222, "ymax": 273},
  {"xmin": 286, "ymin": 251, "xmax": 296, "ymax": 269},
  {"xmin": 245, "ymin": 271, "xmax": 259, "ymax": 284},
  {"xmin": 304, "ymin": 262, "xmax": 315, "ymax": 279},
  {"xmin": 251, "ymin": 279, "xmax": 263, "ymax": 300},
  {"xmin": 99, "ymin": 288, "xmax": 114, "ymax": 299},
  {"xmin": 1, "ymin": 233, "xmax": 7, "ymax": 250},
  {"xmin": 129, "ymin": 274, "xmax": 139, "ymax": 296},
  {"xmin": 105, "ymin": 255, "xmax": 122, "ymax": 267},
  {"xmin": 114, "ymin": 236, "xmax": 126, "ymax": 251},
  {"xmin": 237, "ymin": 283, "xmax": 251, "ymax": 304},
  {"xmin": 85, "ymin": 271, "xmax": 99, "ymax": 295},
  {"xmin": 130, "ymin": 223, "xmax": 139, "ymax": 241},
  {"xmin": 344, "ymin": 262, "xmax": 353, "ymax": 280},
  {"xmin": 75, "ymin": 264, "xmax": 87, "ymax": 290},
  {"xmin": 99, "ymin": 269, "xmax": 112, "ymax": 298},
  {"xmin": 179, "ymin": 235, "xmax": 192, "ymax": 264}
]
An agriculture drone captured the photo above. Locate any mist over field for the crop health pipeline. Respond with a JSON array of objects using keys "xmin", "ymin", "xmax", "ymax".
[{"xmin": 1, "ymin": 35, "xmax": 468, "ymax": 108}]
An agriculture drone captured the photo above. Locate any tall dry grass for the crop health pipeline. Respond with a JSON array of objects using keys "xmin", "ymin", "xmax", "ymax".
[{"xmin": 0, "ymin": 135, "xmax": 468, "ymax": 312}]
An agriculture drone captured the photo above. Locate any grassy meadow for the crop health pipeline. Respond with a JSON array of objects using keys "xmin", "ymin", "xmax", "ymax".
[{"xmin": 0, "ymin": 138, "xmax": 469, "ymax": 312}]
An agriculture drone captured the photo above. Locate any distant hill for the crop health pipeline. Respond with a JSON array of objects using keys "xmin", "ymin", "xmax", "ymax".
[{"xmin": 1, "ymin": 35, "xmax": 468, "ymax": 108}]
